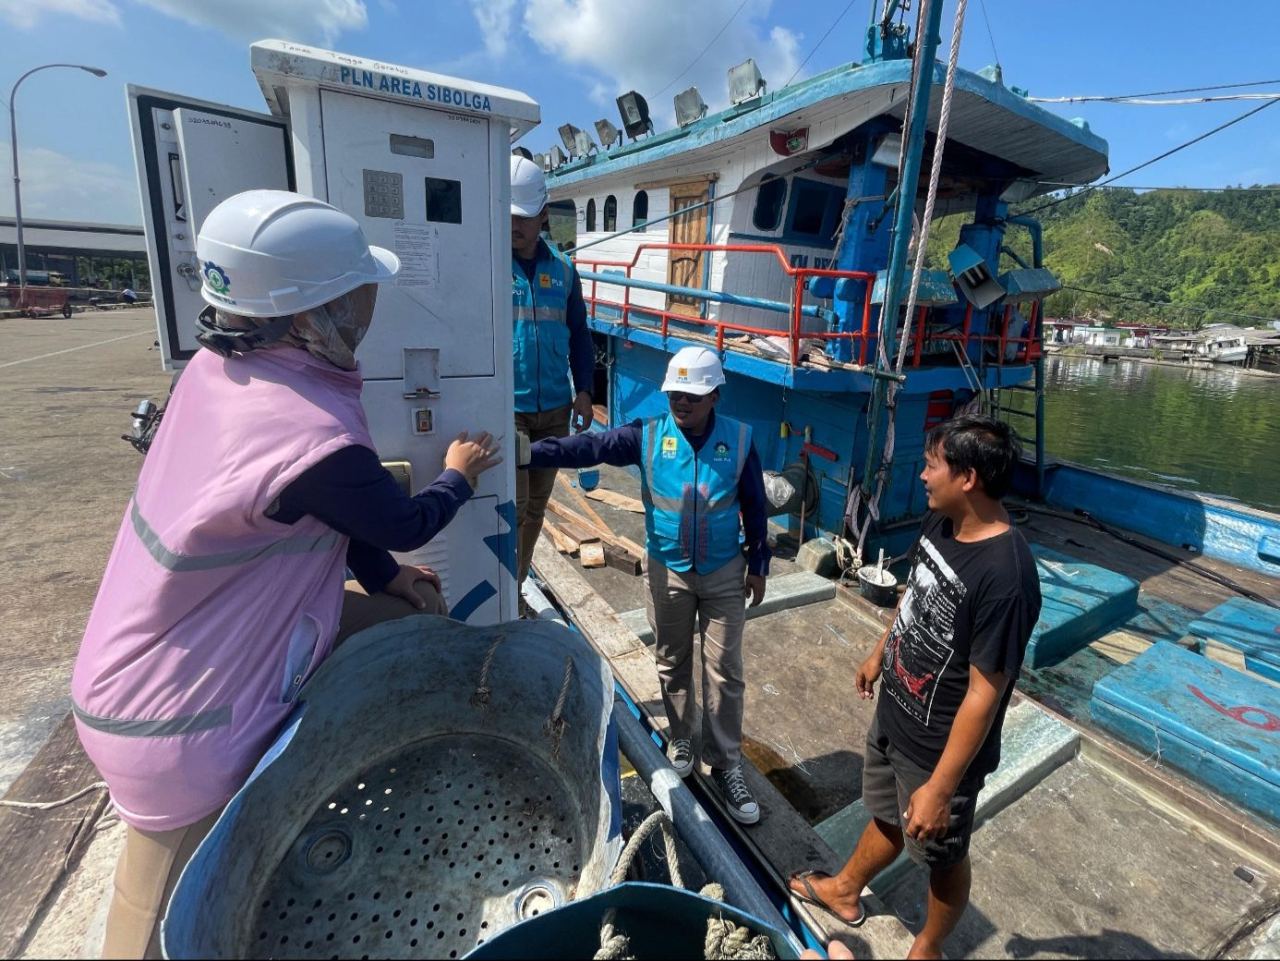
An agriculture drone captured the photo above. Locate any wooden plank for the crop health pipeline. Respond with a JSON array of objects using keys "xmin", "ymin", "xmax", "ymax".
[
  {"xmin": 601, "ymin": 541, "xmax": 643, "ymax": 576},
  {"xmin": 540, "ymin": 518, "xmax": 581, "ymax": 554},
  {"xmin": 0, "ymin": 713, "xmax": 111, "ymax": 959},
  {"xmin": 546, "ymin": 500, "xmax": 647, "ymax": 559},
  {"xmin": 586, "ymin": 488, "xmax": 645, "ymax": 513},
  {"xmin": 556, "ymin": 473, "xmax": 613, "ymax": 532},
  {"xmin": 533, "ymin": 539, "xmax": 647, "ymax": 661},
  {"xmin": 580, "ymin": 542, "xmax": 607, "ymax": 568}
]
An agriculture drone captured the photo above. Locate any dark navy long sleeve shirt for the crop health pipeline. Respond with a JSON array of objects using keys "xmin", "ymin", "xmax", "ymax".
[
  {"xmin": 526, "ymin": 412, "xmax": 772, "ymax": 576},
  {"xmin": 269, "ymin": 446, "xmax": 474, "ymax": 594},
  {"xmin": 516, "ymin": 240, "xmax": 595, "ymax": 398}
]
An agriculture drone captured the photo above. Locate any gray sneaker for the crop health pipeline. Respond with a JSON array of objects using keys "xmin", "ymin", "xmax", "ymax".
[
  {"xmin": 667, "ymin": 738, "xmax": 694, "ymax": 778},
  {"xmin": 711, "ymin": 765, "xmax": 760, "ymax": 824}
]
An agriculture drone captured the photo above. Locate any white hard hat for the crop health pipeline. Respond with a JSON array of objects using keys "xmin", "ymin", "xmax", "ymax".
[
  {"xmin": 661, "ymin": 346, "xmax": 725, "ymax": 395},
  {"xmin": 196, "ymin": 189, "xmax": 400, "ymax": 318},
  {"xmin": 510, "ymin": 154, "xmax": 548, "ymax": 218}
]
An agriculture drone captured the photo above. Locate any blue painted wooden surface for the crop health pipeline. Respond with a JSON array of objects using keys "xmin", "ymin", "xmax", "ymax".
[
  {"xmin": 1042, "ymin": 463, "xmax": 1280, "ymax": 578},
  {"xmin": 1091, "ymin": 642, "xmax": 1280, "ymax": 823},
  {"xmin": 1188, "ymin": 597, "xmax": 1280, "ymax": 670},
  {"xmin": 1027, "ymin": 546, "xmax": 1139, "ymax": 669}
]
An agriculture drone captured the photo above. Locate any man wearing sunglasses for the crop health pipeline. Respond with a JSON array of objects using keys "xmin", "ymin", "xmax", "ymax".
[{"xmin": 519, "ymin": 346, "xmax": 769, "ymax": 824}]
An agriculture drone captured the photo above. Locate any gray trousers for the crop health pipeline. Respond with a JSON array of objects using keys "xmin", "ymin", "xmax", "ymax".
[{"xmin": 644, "ymin": 553, "xmax": 747, "ymax": 769}]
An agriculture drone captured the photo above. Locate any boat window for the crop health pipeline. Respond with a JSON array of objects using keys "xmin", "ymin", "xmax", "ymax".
[
  {"xmin": 632, "ymin": 190, "xmax": 649, "ymax": 232},
  {"xmin": 604, "ymin": 195, "xmax": 618, "ymax": 232},
  {"xmin": 752, "ymin": 175, "xmax": 787, "ymax": 231},
  {"xmin": 787, "ymin": 178, "xmax": 846, "ymax": 240},
  {"xmin": 586, "ymin": 198, "xmax": 597, "ymax": 232}
]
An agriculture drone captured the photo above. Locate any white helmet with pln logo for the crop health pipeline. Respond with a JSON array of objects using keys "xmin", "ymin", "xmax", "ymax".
[
  {"xmin": 510, "ymin": 154, "xmax": 548, "ymax": 218},
  {"xmin": 661, "ymin": 346, "xmax": 725, "ymax": 395},
  {"xmin": 196, "ymin": 189, "xmax": 399, "ymax": 318}
]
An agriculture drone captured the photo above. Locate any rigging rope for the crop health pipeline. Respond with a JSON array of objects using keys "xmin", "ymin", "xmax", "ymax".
[
  {"xmin": 1033, "ymin": 93, "xmax": 1280, "ymax": 105},
  {"xmin": 1023, "ymin": 98, "xmax": 1280, "ymax": 216},
  {"xmin": 785, "ymin": 0, "xmax": 862, "ymax": 88},
  {"xmin": 656, "ymin": 0, "xmax": 753, "ymax": 97},
  {"xmin": 1029, "ymin": 77, "xmax": 1280, "ymax": 102},
  {"xmin": 1058, "ymin": 285, "xmax": 1280, "ymax": 326}
]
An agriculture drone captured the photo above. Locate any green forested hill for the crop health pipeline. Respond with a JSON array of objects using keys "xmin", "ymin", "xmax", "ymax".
[{"xmin": 926, "ymin": 187, "xmax": 1280, "ymax": 328}]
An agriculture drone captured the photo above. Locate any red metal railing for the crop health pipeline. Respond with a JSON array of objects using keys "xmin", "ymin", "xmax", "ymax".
[{"xmin": 573, "ymin": 242, "xmax": 1043, "ymax": 369}]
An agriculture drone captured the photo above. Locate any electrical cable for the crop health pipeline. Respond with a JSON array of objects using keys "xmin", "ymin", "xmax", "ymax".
[
  {"xmin": 1029, "ymin": 77, "xmax": 1280, "ymax": 103},
  {"xmin": 784, "ymin": 0, "xmax": 861, "ymax": 88},
  {"xmin": 1023, "ymin": 97, "xmax": 1280, "ymax": 216},
  {"xmin": 656, "ymin": 0, "xmax": 753, "ymax": 98},
  {"xmin": 1057, "ymin": 285, "xmax": 1280, "ymax": 326}
]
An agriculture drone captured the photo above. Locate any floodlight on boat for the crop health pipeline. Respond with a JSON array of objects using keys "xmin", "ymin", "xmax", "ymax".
[
  {"xmin": 594, "ymin": 118, "xmax": 621, "ymax": 150},
  {"xmin": 948, "ymin": 244, "xmax": 1007, "ymax": 309},
  {"xmin": 871, "ymin": 133, "xmax": 903, "ymax": 167},
  {"xmin": 575, "ymin": 129, "xmax": 598, "ymax": 158},
  {"xmin": 558, "ymin": 123, "xmax": 586, "ymax": 158},
  {"xmin": 549, "ymin": 145, "xmax": 567, "ymax": 169},
  {"xmin": 616, "ymin": 90, "xmax": 654, "ymax": 140},
  {"xmin": 512, "ymin": 146, "xmax": 534, "ymax": 161},
  {"xmin": 727, "ymin": 58, "xmax": 767, "ymax": 105},
  {"xmin": 674, "ymin": 86, "xmax": 708, "ymax": 128}
]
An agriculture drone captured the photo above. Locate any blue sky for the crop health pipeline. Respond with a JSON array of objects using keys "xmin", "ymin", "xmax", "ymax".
[{"xmin": 2, "ymin": 0, "xmax": 1279, "ymax": 225}]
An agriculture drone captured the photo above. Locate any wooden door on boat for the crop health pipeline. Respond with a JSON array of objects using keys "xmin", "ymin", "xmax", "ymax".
[{"xmin": 665, "ymin": 179, "xmax": 711, "ymax": 318}]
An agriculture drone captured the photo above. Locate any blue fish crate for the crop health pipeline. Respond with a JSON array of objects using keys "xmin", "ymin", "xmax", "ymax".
[{"xmin": 162, "ymin": 616, "xmax": 624, "ymax": 959}]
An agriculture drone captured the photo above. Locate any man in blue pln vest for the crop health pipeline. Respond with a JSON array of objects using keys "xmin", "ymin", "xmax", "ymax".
[
  {"xmin": 510, "ymin": 154, "xmax": 595, "ymax": 592},
  {"xmin": 518, "ymin": 346, "xmax": 770, "ymax": 823}
]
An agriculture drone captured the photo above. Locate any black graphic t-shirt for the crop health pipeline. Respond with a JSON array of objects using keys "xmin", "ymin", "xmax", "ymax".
[{"xmin": 877, "ymin": 511, "xmax": 1042, "ymax": 780}]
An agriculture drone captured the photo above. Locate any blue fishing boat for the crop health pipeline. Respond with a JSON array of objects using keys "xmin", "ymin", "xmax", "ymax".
[{"xmin": 521, "ymin": 1, "xmax": 1280, "ymax": 956}]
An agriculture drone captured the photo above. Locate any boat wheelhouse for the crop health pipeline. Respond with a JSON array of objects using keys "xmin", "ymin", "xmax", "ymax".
[{"xmin": 543, "ymin": 44, "xmax": 1108, "ymax": 558}]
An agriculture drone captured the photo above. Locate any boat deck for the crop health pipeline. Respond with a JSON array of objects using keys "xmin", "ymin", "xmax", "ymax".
[{"xmin": 535, "ymin": 462, "xmax": 1280, "ymax": 958}]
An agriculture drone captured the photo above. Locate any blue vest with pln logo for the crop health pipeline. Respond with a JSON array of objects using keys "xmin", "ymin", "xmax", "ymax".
[
  {"xmin": 512, "ymin": 242, "xmax": 575, "ymax": 413},
  {"xmin": 639, "ymin": 412, "xmax": 751, "ymax": 574}
]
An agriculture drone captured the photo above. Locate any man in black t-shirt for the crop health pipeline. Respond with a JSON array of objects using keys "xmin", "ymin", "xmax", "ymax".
[{"xmin": 790, "ymin": 415, "xmax": 1042, "ymax": 959}]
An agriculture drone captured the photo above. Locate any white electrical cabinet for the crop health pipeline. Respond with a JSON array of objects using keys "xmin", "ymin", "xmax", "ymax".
[{"xmin": 127, "ymin": 41, "xmax": 540, "ymax": 625}]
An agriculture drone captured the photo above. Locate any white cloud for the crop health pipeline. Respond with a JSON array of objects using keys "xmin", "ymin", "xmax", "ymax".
[
  {"xmin": 469, "ymin": 0, "xmax": 518, "ymax": 59},
  {"xmin": 0, "ymin": 142, "xmax": 142, "ymax": 226},
  {"xmin": 520, "ymin": 0, "xmax": 801, "ymax": 130},
  {"xmin": 132, "ymin": 0, "xmax": 369, "ymax": 46},
  {"xmin": 0, "ymin": 0, "xmax": 121, "ymax": 30}
]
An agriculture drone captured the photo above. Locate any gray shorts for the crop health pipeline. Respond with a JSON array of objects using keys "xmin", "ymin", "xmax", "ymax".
[{"xmin": 861, "ymin": 714, "xmax": 984, "ymax": 869}]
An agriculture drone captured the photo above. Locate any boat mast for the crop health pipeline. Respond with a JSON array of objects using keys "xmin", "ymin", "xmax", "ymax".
[{"xmin": 857, "ymin": 0, "xmax": 947, "ymax": 525}]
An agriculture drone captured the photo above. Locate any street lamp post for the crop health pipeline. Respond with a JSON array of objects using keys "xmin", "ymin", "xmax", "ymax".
[{"xmin": 8, "ymin": 63, "xmax": 107, "ymax": 299}]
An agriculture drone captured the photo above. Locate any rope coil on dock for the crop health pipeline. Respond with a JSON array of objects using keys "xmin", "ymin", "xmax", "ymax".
[{"xmin": 593, "ymin": 812, "xmax": 776, "ymax": 960}]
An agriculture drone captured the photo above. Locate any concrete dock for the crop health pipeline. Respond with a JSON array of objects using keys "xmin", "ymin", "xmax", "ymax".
[{"xmin": 1, "ymin": 308, "xmax": 170, "ymax": 794}]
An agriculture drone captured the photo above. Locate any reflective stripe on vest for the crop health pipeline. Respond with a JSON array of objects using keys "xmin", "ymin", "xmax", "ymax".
[
  {"xmin": 513, "ymin": 241, "xmax": 574, "ymax": 413},
  {"xmin": 131, "ymin": 499, "xmax": 343, "ymax": 573},
  {"xmin": 72, "ymin": 701, "xmax": 233, "ymax": 738},
  {"xmin": 639, "ymin": 413, "xmax": 751, "ymax": 574}
]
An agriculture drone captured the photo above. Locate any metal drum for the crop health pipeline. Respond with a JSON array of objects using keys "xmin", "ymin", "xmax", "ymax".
[{"xmin": 162, "ymin": 616, "xmax": 623, "ymax": 959}]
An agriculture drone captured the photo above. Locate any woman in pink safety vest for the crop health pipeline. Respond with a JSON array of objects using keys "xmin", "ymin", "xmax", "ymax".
[{"xmin": 71, "ymin": 190, "xmax": 503, "ymax": 960}]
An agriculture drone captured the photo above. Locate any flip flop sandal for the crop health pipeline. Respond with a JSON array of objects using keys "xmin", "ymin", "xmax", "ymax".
[{"xmin": 788, "ymin": 869, "xmax": 867, "ymax": 932}]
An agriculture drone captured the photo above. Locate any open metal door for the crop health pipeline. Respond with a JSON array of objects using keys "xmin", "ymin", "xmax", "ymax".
[{"xmin": 127, "ymin": 86, "xmax": 293, "ymax": 368}]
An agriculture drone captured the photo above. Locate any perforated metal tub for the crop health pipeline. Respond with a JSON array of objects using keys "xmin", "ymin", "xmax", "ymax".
[{"xmin": 162, "ymin": 616, "xmax": 623, "ymax": 959}]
